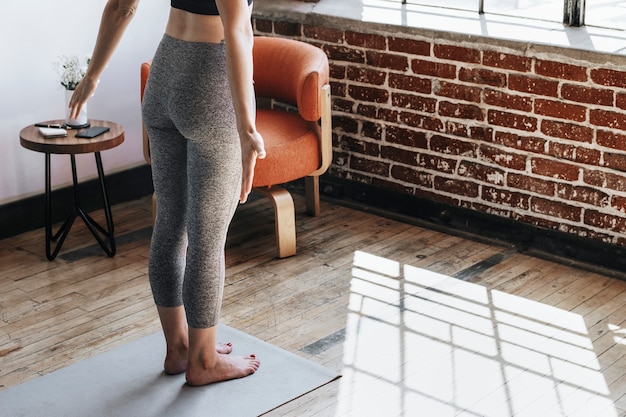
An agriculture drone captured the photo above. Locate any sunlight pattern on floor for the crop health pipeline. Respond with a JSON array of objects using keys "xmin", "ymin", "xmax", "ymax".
[{"xmin": 335, "ymin": 250, "xmax": 618, "ymax": 416}]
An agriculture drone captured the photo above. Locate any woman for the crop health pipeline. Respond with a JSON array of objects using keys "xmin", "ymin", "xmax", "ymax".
[{"xmin": 69, "ymin": 0, "xmax": 265, "ymax": 386}]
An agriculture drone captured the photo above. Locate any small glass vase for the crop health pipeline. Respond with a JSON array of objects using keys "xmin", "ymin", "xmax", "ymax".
[{"xmin": 65, "ymin": 89, "xmax": 89, "ymax": 128}]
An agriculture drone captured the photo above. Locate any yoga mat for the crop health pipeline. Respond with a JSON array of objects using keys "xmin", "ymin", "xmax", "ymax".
[{"xmin": 0, "ymin": 325, "xmax": 340, "ymax": 417}]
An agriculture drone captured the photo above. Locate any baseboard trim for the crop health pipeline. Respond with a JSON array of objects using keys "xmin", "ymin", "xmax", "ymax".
[
  {"xmin": 0, "ymin": 164, "xmax": 153, "ymax": 240},
  {"xmin": 5, "ymin": 170, "xmax": 625, "ymax": 278},
  {"xmin": 318, "ymin": 176, "xmax": 626, "ymax": 279}
]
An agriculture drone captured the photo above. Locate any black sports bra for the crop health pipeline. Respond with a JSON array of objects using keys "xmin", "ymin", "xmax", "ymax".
[{"xmin": 171, "ymin": 0, "xmax": 253, "ymax": 15}]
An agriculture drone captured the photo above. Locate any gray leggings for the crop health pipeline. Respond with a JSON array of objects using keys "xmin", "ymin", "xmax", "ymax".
[{"xmin": 141, "ymin": 34, "xmax": 242, "ymax": 328}]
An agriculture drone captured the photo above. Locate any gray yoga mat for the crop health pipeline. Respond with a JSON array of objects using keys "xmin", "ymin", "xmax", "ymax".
[{"xmin": 0, "ymin": 324, "xmax": 340, "ymax": 417}]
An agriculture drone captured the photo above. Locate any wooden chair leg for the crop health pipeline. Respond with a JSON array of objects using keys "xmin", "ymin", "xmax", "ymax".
[
  {"xmin": 305, "ymin": 176, "xmax": 320, "ymax": 217},
  {"xmin": 254, "ymin": 186, "xmax": 296, "ymax": 258}
]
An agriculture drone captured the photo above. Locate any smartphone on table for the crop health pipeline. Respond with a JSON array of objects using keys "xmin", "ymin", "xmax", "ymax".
[{"xmin": 76, "ymin": 126, "xmax": 110, "ymax": 139}]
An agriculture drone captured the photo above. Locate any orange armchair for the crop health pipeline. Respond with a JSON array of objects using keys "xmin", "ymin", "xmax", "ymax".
[{"xmin": 140, "ymin": 36, "xmax": 332, "ymax": 258}]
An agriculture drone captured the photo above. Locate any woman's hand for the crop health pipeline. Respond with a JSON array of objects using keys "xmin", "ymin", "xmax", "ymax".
[
  {"xmin": 67, "ymin": 0, "xmax": 139, "ymax": 119},
  {"xmin": 68, "ymin": 76, "xmax": 98, "ymax": 120},
  {"xmin": 240, "ymin": 131, "xmax": 266, "ymax": 203}
]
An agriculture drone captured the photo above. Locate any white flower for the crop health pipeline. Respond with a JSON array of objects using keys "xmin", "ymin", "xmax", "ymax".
[{"xmin": 53, "ymin": 54, "xmax": 91, "ymax": 90}]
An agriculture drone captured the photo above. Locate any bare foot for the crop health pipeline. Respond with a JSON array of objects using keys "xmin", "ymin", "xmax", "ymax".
[
  {"xmin": 185, "ymin": 354, "xmax": 260, "ymax": 386},
  {"xmin": 217, "ymin": 342, "xmax": 233, "ymax": 354},
  {"xmin": 164, "ymin": 342, "xmax": 188, "ymax": 375},
  {"xmin": 164, "ymin": 342, "xmax": 233, "ymax": 375}
]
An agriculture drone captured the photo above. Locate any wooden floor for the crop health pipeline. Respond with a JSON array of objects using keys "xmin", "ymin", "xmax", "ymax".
[{"xmin": 1, "ymin": 192, "xmax": 625, "ymax": 417}]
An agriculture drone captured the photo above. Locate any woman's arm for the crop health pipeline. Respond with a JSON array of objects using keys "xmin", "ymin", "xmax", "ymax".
[
  {"xmin": 216, "ymin": 0, "xmax": 266, "ymax": 203},
  {"xmin": 69, "ymin": 0, "xmax": 140, "ymax": 119}
]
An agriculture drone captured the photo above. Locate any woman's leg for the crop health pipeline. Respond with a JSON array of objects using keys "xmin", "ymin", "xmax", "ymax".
[
  {"xmin": 157, "ymin": 306, "xmax": 189, "ymax": 375},
  {"xmin": 141, "ymin": 34, "xmax": 192, "ymax": 374},
  {"xmin": 144, "ymin": 120, "xmax": 191, "ymax": 374},
  {"xmin": 182, "ymin": 125, "xmax": 259, "ymax": 385}
]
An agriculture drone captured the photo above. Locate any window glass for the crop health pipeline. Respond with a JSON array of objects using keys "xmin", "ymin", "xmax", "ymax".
[
  {"xmin": 403, "ymin": 0, "xmax": 476, "ymax": 11},
  {"xmin": 482, "ymin": 0, "xmax": 562, "ymax": 22},
  {"xmin": 376, "ymin": 0, "xmax": 476, "ymax": 12},
  {"xmin": 585, "ymin": 1, "xmax": 626, "ymax": 30},
  {"xmin": 396, "ymin": 0, "xmax": 626, "ymax": 30}
]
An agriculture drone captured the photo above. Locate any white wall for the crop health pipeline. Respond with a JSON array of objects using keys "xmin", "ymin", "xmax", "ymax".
[{"xmin": 0, "ymin": 1, "xmax": 169, "ymax": 205}]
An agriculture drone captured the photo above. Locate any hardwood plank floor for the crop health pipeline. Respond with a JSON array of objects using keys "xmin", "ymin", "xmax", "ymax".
[{"xmin": 1, "ymin": 193, "xmax": 625, "ymax": 416}]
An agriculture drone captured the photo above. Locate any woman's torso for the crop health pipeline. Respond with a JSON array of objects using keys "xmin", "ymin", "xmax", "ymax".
[{"xmin": 166, "ymin": 1, "xmax": 252, "ymax": 44}]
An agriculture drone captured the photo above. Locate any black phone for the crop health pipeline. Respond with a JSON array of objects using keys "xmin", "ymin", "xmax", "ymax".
[{"xmin": 76, "ymin": 126, "xmax": 110, "ymax": 139}]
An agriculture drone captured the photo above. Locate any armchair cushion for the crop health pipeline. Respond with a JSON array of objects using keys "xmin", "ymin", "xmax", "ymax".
[{"xmin": 252, "ymin": 109, "xmax": 321, "ymax": 188}]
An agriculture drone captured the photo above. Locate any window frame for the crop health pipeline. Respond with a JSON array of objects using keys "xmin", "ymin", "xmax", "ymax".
[{"xmin": 400, "ymin": 0, "xmax": 587, "ymax": 27}]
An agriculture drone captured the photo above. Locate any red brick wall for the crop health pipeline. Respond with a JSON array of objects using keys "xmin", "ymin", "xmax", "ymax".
[{"xmin": 253, "ymin": 18, "xmax": 626, "ymax": 248}]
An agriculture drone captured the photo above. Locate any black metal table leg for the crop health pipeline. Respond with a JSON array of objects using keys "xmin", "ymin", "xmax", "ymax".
[
  {"xmin": 44, "ymin": 152, "xmax": 116, "ymax": 260},
  {"xmin": 44, "ymin": 152, "xmax": 54, "ymax": 260},
  {"xmin": 84, "ymin": 152, "xmax": 116, "ymax": 256}
]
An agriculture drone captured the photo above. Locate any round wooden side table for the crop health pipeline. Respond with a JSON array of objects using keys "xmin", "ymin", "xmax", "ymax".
[{"xmin": 19, "ymin": 120, "xmax": 124, "ymax": 260}]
